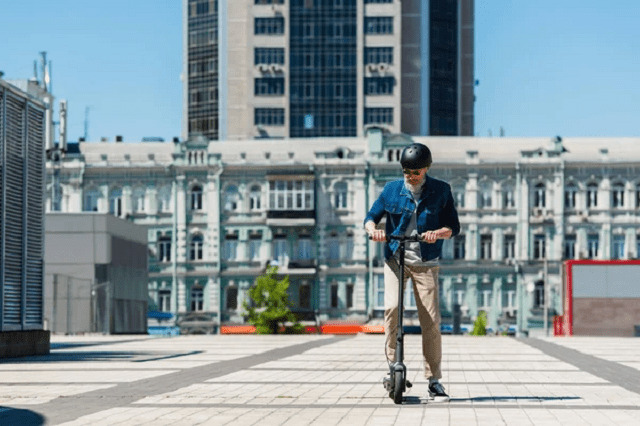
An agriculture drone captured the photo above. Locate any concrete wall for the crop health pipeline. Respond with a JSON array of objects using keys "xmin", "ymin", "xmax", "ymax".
[{"xmin": 45, "ymin": 213, "xmax": 148, "ymax": 334}]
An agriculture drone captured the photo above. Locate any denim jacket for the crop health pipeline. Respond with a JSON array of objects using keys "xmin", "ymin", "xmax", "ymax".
[{"xmin": 364, "ymin": 175, "xmax": 461, "ymax": 262}]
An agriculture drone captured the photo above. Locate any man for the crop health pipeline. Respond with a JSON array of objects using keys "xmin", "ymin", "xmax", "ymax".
[{"xmin": 364, "ymin": 142, "xmax": 460, "ymax": 402}]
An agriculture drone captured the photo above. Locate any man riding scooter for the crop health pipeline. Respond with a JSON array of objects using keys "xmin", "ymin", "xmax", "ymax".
[{"xmin": 364, "ymin": 142, "xmax": 460, "ymax": 402}]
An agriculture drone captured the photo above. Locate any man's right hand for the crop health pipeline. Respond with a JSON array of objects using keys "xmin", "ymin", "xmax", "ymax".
[{"xmin": 368, "ymin": 229, "xmax": 386, "ymax": 242}]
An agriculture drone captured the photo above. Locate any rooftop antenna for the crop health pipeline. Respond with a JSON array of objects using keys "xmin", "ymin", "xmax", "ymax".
[
  {"xmin": 84, "ymin": 106, "xmax": 90, "ymax": 141},
  {"xmin": 33, "ymin": 60, "xmax": 38, "ymax": 82},
  {"xmin": 40, "ymin": 51, "xmax": 49, "ymax": 92}
]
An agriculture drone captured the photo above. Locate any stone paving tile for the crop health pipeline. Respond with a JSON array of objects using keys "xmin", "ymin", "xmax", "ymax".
[{"xmin": 2, "ymin": 334, "xmax": 640, "ymax": 425}]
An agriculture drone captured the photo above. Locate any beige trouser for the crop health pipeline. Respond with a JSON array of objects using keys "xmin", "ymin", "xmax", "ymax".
[{"xmin": 384, "ymin": 258, "xmax": 442, "ymax": 380}]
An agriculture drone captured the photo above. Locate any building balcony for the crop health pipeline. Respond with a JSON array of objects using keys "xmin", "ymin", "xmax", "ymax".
[{"xmin": 266, "ymin": 209, "xmax": 315, "ymax": 226}]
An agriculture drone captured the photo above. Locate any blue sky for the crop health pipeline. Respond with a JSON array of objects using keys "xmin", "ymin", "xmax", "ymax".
[{"xmin": 1, "ymin": 0, "xmax": 639, "ymax": 141}]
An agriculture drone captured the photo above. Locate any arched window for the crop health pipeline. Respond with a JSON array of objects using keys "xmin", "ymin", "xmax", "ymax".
[
  {"xmin": 83, "ymin": 187, "xmax": 101, "ymax": 212},
  {"xmin": 249, "ymin": 185, "xmax": 262, "ymax": 211},
  {"xmin": 109, "ymin": 187, "xmax": 123, "ymax": 216},
  {"xmin": 534, "ymin": 183, "xmax": 546, "ymax": 208},
  {"xmin": 158, "ymin": 185, "xmax": 172, "ymax": 212},
  {"xmin": 587, "ymin": 183, "xmax": 598, "ymax": 208},
  {"xmin": 223, "ymin": 185, "xmax": 240, "ymax": 212},
  {"xmin": 190, "ymin": 234, "xmax": 204, "ymax": 260},
  {"xmin": 501, "ymin": 183, "xmax": 514, "ymax": 209},
  {"xmin": 191, "ymin": 184, "xmax": 203, "ymax": 210},
  {"xmin": 564, "ymin": 182, "xmax": 577, "ymax": 209},
  {"xmin": 158, "ymin": 235, "xmax": 172, "ymax": 262},
  {"xmin": 612, "ymin": 182, "xmax": 625, "ymax": 208},
  {"xmin": 132, "ymin": 187, "xmax": 146, "ymax": 213},
  {"xmin": 479, "ymin": 182, "xmax": 492, "ymax": 209},
  {"xmin": 334, "ymin": 181, "xmax": 348, "ymax": 209},
  {"xmin": 190, "ymin": 284, "xmax": 204, "ymax": 311}
]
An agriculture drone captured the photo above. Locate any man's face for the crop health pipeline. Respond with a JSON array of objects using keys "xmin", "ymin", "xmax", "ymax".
[{"xmin": 403, "ymin": 167, "xmax": 428, "ymax": 187}]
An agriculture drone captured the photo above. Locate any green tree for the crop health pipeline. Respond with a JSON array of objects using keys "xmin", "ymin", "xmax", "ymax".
[
  {"xmin": 243, "ymin": 266, "xmax": 303, "ymax": 334},
  {"xmin": 470, "ymin": 311, "xmax": 488, "ymax": 336}
]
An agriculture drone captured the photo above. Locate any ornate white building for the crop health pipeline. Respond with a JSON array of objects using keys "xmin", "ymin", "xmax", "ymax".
[{"xmin": 45, "ymin": 132, "xmax": 640, "ymax": 334}]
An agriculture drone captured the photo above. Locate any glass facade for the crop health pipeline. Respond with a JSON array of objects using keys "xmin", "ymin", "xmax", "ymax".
[
  {"xmin": 187, "ymin": 0, "xmax": 219, "ymax": 140},
  {"xmin": 429, "ymin": 0, "xmax": 458, "ymax": 135},
  {"xmin": 289, "ymin": 0, "xmax": 357, "ymax": 137}
]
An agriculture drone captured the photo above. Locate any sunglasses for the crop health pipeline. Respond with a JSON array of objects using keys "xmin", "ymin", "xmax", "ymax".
[{"xmin": 402, "ymin": 169, "xmax": 423, "ymax": 176}]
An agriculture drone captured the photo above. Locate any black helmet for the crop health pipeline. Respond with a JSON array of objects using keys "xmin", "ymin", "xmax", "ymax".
[{"xmin": 400, "ymin": 143, "xmax": 432, "ymax": 169}]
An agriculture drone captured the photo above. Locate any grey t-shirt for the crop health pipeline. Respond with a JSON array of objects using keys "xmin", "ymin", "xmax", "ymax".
[{"xmin": 395, "ymin": 187, "xmax": 439, "ymax": 266}]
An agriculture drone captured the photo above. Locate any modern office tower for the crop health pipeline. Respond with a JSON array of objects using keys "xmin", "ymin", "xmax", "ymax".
[
  {"xmin": 0, "ymin": 79, "xmax": 49, "ymax": 357},
  {"xmin": 183, "ymin": 0, "xmax": 474, "ymax": 141}
]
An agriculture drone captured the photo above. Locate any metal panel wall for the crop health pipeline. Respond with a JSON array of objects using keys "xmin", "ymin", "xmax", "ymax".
[{"xmin": 0, "ymin": 82, "xmax": 45, "ymax": 331}]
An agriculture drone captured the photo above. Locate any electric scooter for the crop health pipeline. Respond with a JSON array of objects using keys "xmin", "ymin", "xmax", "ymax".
[{"xmin": 371, "ymin": 234, "xmax": 422, "ymax": 404}]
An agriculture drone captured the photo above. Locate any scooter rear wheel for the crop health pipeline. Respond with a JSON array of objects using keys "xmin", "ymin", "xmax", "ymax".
[{"xmin": 393, "ymin": 371, "xmax": 403, "ymax": 404}]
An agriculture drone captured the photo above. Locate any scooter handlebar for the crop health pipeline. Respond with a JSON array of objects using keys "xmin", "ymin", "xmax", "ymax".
[{"xmin": 368, "ymin": 234, "xmax": 440, "ymax": 242}]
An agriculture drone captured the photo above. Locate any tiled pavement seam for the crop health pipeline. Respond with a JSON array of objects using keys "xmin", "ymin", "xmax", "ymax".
[
  {"xmin": 521, "ymin": 338, "xmax": 640, "ymax": 395},
  {"xmin": 38, "ymin": 336, "xmax": 351, "ymax": 425}
]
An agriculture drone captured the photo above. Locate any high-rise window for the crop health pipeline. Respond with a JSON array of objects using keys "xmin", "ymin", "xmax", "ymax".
[
  {"xmin": 254, "ymin": 48, "xmax": 285, "ymax": 65},
  {"xmin": 255, "ymin": 78, "xmax": 285, "ymax": 96},
  {"xmin": 364, "ymin": 17, "xmax": 393, "ymax": 34},
  {"xmin": 254, "ymin": 17, "xmax": 285, "ymax": 35},
  {"xmin": 255, "ymin": 108, "xmax": 285, "ymax": 126},
  {"xmin": 364, "ymin": 108, "xmax": 393, "ymax": 125},
  {"xmin": 364, "ymin": 47, "xmax": 393, "ymax": 64},
  {"xmin": 364, "ymin": 77, "xmax": 395, "ymax": 95}
]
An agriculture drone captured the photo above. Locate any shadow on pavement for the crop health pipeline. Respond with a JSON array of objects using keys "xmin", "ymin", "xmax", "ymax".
[
  {"xmin": 7, "ymin": 350, "xmax": 202, "ymax": 363},
  {"xmin": 0, "ymin": 407, "xmax": 45, "ymax": 426},
  {"xmin": 450, "ymin": 395, "xmax": 582, "ymax": 402}
]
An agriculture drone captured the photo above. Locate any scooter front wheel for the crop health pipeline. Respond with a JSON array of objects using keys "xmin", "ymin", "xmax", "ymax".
[{"xmin": 393, "ymin": 371, "xmax": 403, "ymax": 404}]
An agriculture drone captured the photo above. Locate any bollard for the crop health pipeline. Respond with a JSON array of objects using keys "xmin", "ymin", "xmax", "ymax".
[{"xmin": 453, "ymin": 303, "xmax": 461, "ymax": 335}]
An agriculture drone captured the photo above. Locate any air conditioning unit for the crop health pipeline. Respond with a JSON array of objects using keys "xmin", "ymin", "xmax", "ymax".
[
  {"xmin": 257, "ymin": 64, "xmax": 269, "ymax": 73},
  {"xmin": 271, "ymin": 64, "xmax": 282, "ymax": 73},
  {"xmin": 367, "ymin": 63, "xmax": 377, "ymax": 72},
  {"xmin": 532, "ymin": 207, "xmax": 543, "ymax": 216},
  {"xmin": 378, "ymin": 63, "xmax": 388, "ymax": 72}
]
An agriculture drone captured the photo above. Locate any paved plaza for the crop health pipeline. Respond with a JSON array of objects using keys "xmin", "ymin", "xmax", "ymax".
[{"xmin": 1, "ymin": 333, "xmax": 640, "ymax": 425}]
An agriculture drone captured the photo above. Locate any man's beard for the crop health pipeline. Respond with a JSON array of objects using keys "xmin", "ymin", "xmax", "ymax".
[{"xmin": 404, "ymin": 176, "xmax": 426, "ymax": 193}]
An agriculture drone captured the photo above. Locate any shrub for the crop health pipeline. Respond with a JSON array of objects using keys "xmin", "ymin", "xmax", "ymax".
[
  {"xmin": 470, "ymin": 311, "xmax": 488, "ymax": 336},
  {"xmin": 243, "ymin": 266, "xmax": 303, "ymax": 334}
]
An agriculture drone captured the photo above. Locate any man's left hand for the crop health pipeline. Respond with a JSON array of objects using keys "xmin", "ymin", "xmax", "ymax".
[{"xmin": 420, "ymin": 227, "xmax": 452, "ymax": 243}]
